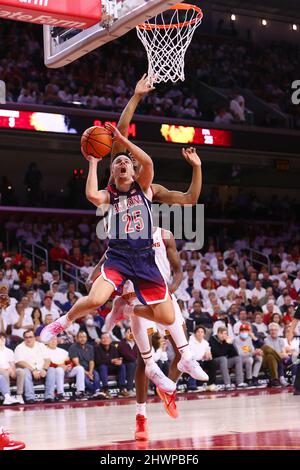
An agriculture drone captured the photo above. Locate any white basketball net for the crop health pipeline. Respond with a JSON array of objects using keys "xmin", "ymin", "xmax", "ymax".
[{"xmin": 136, "ymin": 3, "xmax": 203, "ymax": 85}]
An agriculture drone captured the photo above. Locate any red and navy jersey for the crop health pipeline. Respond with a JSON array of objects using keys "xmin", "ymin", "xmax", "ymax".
[{"xmin": 106, "ymin": 182, "xmax": 153, "ymax": 250}]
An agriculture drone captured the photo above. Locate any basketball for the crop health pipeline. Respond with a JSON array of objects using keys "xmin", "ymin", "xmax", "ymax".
[{"xmin": 81, "ymin": 126, "xmax": 113, "ymax": 159}]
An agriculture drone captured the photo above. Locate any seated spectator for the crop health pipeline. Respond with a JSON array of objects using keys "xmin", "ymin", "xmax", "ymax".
[
  {"xmin": 45, "ymin": 336, "xmax": 86, "ymax": 402},
  {"xmin": 49, "ymin": 241, "xmax": 68, "ymax": 269},
  {"xmin": 69, "ymin": 331, "xmax": 102, "ymax": 398},
  {"xmin": 246, "ymin": 295, "xmax": 262, "ymax": 316},
  {"xmin": 51, "ymin": 271, "xmax": 68, "ymax": 293},
  {"xmin": 230, "ymin": 90, "xmax": 245, "ymax": 123},
  {"xmin": 293, "ymin": 270, "xmax": 300, "ymax": 293},
  {"xmin": 233, "ymin": 325, "xmax": 263, "ymax": 386},
  {"xmin": 282, "ymin": 325, "xmax": 300, "ymax": 382},
  {"xmin": 212, "ymin": 312, "xmax": 234, "ymax": 340},
  {"xmin": 27, "ymin": 288, "xmax": 42, "ymax": 308},
  {"xmin": 188, "ymin": 326, "xmax": 218, "ymax": 392},
  {"xmin": 31, "ymin": 307, "xmax": 43, "ymax": 333},
  {"xmin": 252, "ymin": 312, "xmax": 268, "ymax": 336},
  {"xmin": 38, "ymin": 262, "xmax": 53, "ymax": 285},
  {"xmin": 58, "ymin": 86, "xmax": 73, "ymax": 103},
  {"xmin": 35, "ymin": 313, "xmax": 53, "ymax": 340},
  {"xmin": 233, "ymin": 309, "xmax": 251, "ymax": 335},
  {"xmin": 3, "ymin": 257, "xmax": 19, "ymax": 288},
  {"xmin": 41, "ymin": 294, "xmax": 61, "ymax": 321},
  {"xmin": 235, "ymin": 279, "xmax": 252, "ymax": 303},
  {"xmin": 216, "ymin": 277, "xmax": 235, "ymax": 302},
  {"xmin": 0, "ymin": 333, "xmax": 24, "ymax": 404},
  {"xmin": 33, "ymin": 272, "xmax": 50, "ymax": 294},
  {"xmin": 0, "ymin": 286, "xmax": 16, "ymax": 335},
  {"xmin": 264, "ymin": 323, "xmax": 289, "ymax": 386},
  {"xmin": 10, "ymin": 302, "xmax": 34, "ymax": 339},
  {"xmin": 79, "ymin": 314, "xmax": 102, "ymax": 345},
  {"xmin": 186, "ymin": 301, "xmax": 213, "ymax": 336},
  {"xmin": 50, "ymin": 281, "xmax": 67, "ymax": 305},
  {"xmin": 59, "ymin": 291, "xmax": 78, "ymax": 313},
  {"xmin": 117, "ymin": 327, "xmax": 137, "ymax": 397},
  {"xmin": 18, "ymin": 260, "xmax": 35, "ymax": 289},
  {"xmin": 201, "ymin": 269, "xmax": 218, "ymax": 292},
  {"xmin": 270, "ymin": 313, "xmax": 284, "ymax": 336},
  {"xmin": 209, "ymin": 327, "xmax": 246, "ymax": 390},
  {"xmin": 214, "ymin": 107, "xmax": 233, "ymax": 124},
  {"xmin": 80, "ymin": 256, "xmax": 94, "ymax": 282},
  {"xmin": 14, "ymin": 330, "xmax": 51, "ymax": 403},
  {"xmin": 251, "ymin": 280, "xmax": 266, "ymax": 301},
  {"xmin": 94, "ymin": 333, "xmax": 129, "ymax": 398}
]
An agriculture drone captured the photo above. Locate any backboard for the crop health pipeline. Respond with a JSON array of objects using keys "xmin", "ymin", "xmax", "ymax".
[{"xmin": 44, "ymin": 0, "xmax": 180, "ymax": 68}]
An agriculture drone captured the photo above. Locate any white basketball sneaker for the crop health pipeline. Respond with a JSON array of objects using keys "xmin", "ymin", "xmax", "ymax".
[
  {"xmin": 145, "ymin": 363, "xmax": 176, "ymax": 393},
  {"xmin": 40, "ymin": 314, "xmax": 71, "ymax": 343},
  {"xmin": 177, "ymin": 357, "xmax": 209, "ymax": 382}
]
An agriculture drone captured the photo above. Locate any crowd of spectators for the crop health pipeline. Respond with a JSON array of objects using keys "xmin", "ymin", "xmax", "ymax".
[
  {"xmin": 0, "ymin": 21, "xmax": 299, "ymax": 128},
  {"xmin": 0, "ymin": 215, "xmax": 299, "ymax": 403}
]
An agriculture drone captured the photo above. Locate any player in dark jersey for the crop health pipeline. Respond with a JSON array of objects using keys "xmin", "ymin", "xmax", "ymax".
[{"xmin": 41, "ymin": 124, "xmax": 180, "ymax": 391}]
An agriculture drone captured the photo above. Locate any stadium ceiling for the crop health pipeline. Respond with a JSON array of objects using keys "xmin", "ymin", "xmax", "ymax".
[{"xmin": 211, "ymin": 0, "xmax": 300, "ymax": 21}]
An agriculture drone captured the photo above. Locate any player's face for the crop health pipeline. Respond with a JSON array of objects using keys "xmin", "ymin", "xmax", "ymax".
[{"xmin": 112, "ymin": 155, "xmax": 135, "ymax": 182}]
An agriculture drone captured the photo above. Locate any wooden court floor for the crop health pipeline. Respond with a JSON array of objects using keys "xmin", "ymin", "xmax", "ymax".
[{"xmin": 1, "ymin": 388, "xmax": 300, "ymax": 450}]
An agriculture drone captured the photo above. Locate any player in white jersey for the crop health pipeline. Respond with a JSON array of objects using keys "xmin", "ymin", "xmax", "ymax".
[{"xmin": 103, "ymin": 227, "xmax": 208, "ymax": 439}]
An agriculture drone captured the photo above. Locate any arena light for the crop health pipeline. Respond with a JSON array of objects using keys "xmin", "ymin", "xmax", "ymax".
[
  {"xmin": 292, "ymin": 24, "xmax": 298, "ymax": 31},
  {"xmin": 230, "ymin": 14, "xmax": 236, "ymax": 21},
  {"xmin": 261, "ymin": 19, "xmax": 267, "ymax": 26}
]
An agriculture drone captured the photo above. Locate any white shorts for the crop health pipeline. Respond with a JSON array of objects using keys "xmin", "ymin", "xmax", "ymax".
[{"xmin": 123, "ymin": 280, "xmax": 185, "ymax": 336}]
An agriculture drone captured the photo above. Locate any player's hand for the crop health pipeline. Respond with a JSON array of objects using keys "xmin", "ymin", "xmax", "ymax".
[
  {"xmin": 182, "ymin": 147, "xmax": 201, "ymax": 167},
  {"xmin": 135, "ymin": 74, "xmax": 156, "ymax": 96},
  {"xmin": 105, "ymin": 123, "xmax": 127, "ymax": 144},
  {"xmin": 81, "ymin": 146, "xmax": 101, "ymax": 163}
]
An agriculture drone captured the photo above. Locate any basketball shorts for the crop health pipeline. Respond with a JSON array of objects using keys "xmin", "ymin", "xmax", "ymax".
[{"xmin": 101, "ymin": 247, "xmax": 168, "ymax": 306}]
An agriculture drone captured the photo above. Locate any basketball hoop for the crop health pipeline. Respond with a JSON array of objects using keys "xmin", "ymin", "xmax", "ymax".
[{"xmin": 136, "ymin": 3, "xmax": 203, "ymax": 85}]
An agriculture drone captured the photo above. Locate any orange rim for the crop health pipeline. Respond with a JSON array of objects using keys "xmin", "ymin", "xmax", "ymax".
[{"xmin": 137, "ymin": 3, "xmax": 203, "ymax": 30}]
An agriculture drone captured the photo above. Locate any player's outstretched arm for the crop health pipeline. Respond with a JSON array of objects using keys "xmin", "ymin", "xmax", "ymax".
[
  {"xmin": 111, "ymin": 74, "xmax": 155, "ymax": 159},
  {"xmin": 106, "ymin": 123, "xmax": 154, "ymax": 191},
  {"xmin": 162, "ymin": 229, "xmax": 183, "ymax": 293},
  {"xmin": 85, "ymin": 154, "xmax": 109, "ymax": 207},
  {"xmin": 152, "ymin": 147, "xmax": 202, "ymax": 205}
]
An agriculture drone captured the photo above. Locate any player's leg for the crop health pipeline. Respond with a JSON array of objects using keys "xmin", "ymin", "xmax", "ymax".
[
  {"xmin": 156, "ymin": 298, "xmax": 208, "ymax": 382},
  {"xmin": 40, "ymin": 275, "xmax": 116, "ymax": 342},
  {"xmin": 130, "ymin": 314, "xmax": 176, "ymax": 394},
  {"xmin": 134, "ymin": 350, "xmax": 149, "ymax": 441},
  {"xmin": 134, "ymin": 296, "xmax": 175, "ymax": 325},
  {"xmin": 167, "ymin": 334, "xmax": 183, "ymax": 383}
]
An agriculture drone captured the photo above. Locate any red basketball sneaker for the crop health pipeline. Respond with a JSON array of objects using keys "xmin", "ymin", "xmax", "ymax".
[
  {"xmin": 135, "ymin": 414, "xmax": 149, "ymax": 441},
  {"xmin": 0, "ymin": 428, "xmax": 26, "ymax": 451},
  {"xmin": 156, "ymin": 388, "xmax": 178, "ymax": 419}
]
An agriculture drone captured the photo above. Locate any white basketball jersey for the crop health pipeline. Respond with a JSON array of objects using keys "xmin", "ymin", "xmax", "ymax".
[{"xmin": 153, "ymin": 227, "xmax": 171, "ymax": 283}]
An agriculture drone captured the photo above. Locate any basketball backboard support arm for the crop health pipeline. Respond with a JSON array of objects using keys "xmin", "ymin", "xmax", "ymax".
[{"xmin": 44, "ymin": 0, "xmax": 179, "ymax": 68}]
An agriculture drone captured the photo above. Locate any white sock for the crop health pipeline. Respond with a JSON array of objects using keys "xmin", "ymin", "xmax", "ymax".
[
  {"xmin": 136, "ymin": 402, "xmax": 147, "ymax": 418},
  {"xmin": 4, "ymin": 394, "xmax": 10, "ymax": 399},
  {"xmin": 165, "ymin": 307, "xmax": 192, "ymax": 361}
]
